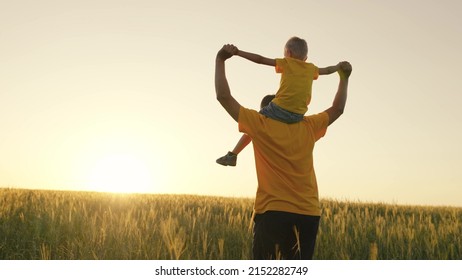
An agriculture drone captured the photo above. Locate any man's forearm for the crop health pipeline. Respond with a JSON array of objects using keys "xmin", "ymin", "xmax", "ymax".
[
  {"xmin": 332, "ymin": 77, "xmax": 348, "ymax": 113},
  {"xmin": 215, "ymin": 58, "xmax": 231, "ymax": 102},
  {"xmin": 215, "ymin": 54, "xmax": 240, "ymax": 122},
  {"xmin": 332, "ymin": 62, "xmax": 352, "ymax": 113},
  {"xmin": 325, "ymin": 61, "xmax": 352, "ymax": 125}
]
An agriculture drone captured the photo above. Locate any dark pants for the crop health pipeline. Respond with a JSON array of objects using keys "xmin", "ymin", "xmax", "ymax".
[{"xmin": 253, "ymin": 211, "xmax": 320, "ymax": 260}]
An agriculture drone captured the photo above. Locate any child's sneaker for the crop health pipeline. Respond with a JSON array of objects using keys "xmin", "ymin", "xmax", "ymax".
[{"xmin": 216, "ymin": 152, "xmax": 237, "ymax": 166}]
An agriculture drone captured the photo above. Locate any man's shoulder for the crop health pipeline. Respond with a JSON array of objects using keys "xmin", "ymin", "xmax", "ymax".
[
  {"xmin": 238, "ymin": 106, "xmax": 261, "ymax": 125},
  {"xmin": 239, "ymin": 106, "xmax": 258, "ymax": 118},
  {"xmin": 238, "ymin": 106, "xmax": 264, "ymax": 135},
  {"xmin": 304, "ymin": 111, "xmax": 329, "ymax": 122},
  {"xmin": 240, "ymin": 108, "xmax": 329, "ymax": 126},
  {"xmin": 304, "ymin": 112, "xmax": 329, "ymax": 131}
]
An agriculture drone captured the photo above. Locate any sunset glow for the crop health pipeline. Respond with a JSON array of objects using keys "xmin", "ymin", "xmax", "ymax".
[
  {"xmin": 86, "ymin": 153, "xmax": 154, "ymax": 193},
  {"xmin": 1, "ymin": 0, "xmax": 461, "ymax": 206}
]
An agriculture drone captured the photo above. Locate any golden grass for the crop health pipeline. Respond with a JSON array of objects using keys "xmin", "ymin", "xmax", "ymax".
[{"xmin": 0, "ymin": 188, "xmax": 460, "ymax": 259}]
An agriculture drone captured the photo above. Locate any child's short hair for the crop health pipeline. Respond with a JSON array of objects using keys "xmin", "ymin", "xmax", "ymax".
[
  {"xmin": 260, "ymin": 94, "xmax": 276, "ymax": 109},
  {"xmin": 285, "ymin": 36, "xmax": 308, "ymax": 60}
]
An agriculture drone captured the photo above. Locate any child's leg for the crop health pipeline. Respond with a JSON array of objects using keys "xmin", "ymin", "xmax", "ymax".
[
  {"xmin": 216, "ymin": 134, "xmax": 251, "ymax": 166},
  {"xmin": 231, "ymin": 134, "xmax": 251, "ymax": 155}
]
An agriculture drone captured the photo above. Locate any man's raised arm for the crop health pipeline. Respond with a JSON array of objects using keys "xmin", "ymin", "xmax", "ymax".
[
  {"xmin": 215, "ymin": 44, "xmax": 241, "ymax": 122},
  {"xmin": 324, "ymin": 61, "xmax": 352, "ymax": 126}
]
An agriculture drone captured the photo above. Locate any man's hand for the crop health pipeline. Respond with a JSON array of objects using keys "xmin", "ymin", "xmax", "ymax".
[
  {"xmin": 217, "ymin": 44, "xmax": 238, "ymax": 61},
  {"xmin": 338, "ymin": 61, "xmax": 352, "ymax": 79}
]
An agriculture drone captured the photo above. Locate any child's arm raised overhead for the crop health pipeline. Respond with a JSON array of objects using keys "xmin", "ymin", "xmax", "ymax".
[
  {"xmin": 237, "ymin": 49, "xmax": 276, "ymax": 67},
  {"xmin": 318, "ymin": 63, "xmax": 341, "ymax": 75}
]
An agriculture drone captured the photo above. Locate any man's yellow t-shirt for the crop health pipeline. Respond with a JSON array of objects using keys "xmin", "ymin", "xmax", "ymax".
[
  {"xmin": 273, "ymin": 57, "xmax": 319, "ymax": 115},
  {"xmin": 238, "ymin": 106, "xmax": 329, "ymax": 216}
]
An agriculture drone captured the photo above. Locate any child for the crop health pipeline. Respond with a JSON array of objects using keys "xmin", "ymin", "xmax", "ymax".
[{"xmin": 217, "ymin": 37, "xmax": 340, "ymax": 166}]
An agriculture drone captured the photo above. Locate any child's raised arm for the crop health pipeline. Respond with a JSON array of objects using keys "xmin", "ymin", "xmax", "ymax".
[
  {"xmin": 237, "ymin": 49, "xmax": 276, "ymax": 67},
  {"xmin": 318, "ymin": 64, "xmax": 341, "ymax": 75}
]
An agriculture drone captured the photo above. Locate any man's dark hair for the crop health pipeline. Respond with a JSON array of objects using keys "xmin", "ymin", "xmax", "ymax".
[{"xmin": 260, "ymin": 95, "xmax": 276, "ymax": 109}]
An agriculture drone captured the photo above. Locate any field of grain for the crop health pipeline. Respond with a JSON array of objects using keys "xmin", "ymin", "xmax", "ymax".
[{"xmin": 0, "ymin": 188, "xmax": 460, "ymax": 259}]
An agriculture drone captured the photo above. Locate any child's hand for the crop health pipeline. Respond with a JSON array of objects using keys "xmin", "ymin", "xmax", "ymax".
[{"xmin": 217, "ymin": 44, "xmax": 238, "ymax": 60}]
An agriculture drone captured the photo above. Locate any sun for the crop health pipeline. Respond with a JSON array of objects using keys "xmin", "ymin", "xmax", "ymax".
[{"xmin": 86, "ymin": 153, "xmax": 154, "ymax": 193}]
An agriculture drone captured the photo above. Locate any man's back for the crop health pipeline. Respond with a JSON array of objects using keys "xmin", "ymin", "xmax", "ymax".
[{"xmin": 238, "ymin": 107, "xmax": 329, "ymax": 216}]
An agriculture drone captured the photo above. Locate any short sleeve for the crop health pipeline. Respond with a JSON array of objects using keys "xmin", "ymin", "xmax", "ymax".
[
  {"xmin": 313, "ymin": 65, "xmax": 319, "ymax": 80},
  {"xmin": 238, "ymin": 106, "xmax": 257, "ymax": 138},
  {"xmin": 306, "ymin": 112, "xmax": 329, "ymax": 141},
  {"xmin": 275, "ymin": 58, "xmax": 285, "ymax": 73}
]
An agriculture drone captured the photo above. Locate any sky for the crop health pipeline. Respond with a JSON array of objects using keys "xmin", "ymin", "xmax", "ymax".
[{"xmin": 1, "ymin": 0, "xmax": 461, "ymax": 207}]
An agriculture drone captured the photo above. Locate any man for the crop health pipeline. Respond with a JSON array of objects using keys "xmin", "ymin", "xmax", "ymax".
[{"xmin": 215, "ymin": 44, "xmax": 352, "ymax": 259}]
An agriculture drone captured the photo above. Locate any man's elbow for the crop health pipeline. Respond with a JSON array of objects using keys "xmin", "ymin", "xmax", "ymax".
[
  {"xmin": 216, "ymin": 94, "xmax": 229, "ymax": 105},
  {"xmin": 335, "ymin": 107, "xmax": 345, "ymax": 116},
  {"xmin": 332, "ymin": 101, "xmax": 346, "ymax": 116},
  {"xmin": 216, "ymin": 95, "xmax": 240, "ymax": 122},
  {"xmin": 326, "ymin": 106, "xmax": 344, "ymax": 125},
  {"xmin": 331, "ymin": 108, "xmax": 344, "ymax": 122},
  {"xmin": 216, "ymin": 94, "xmax": 234, "ymax": 111}
]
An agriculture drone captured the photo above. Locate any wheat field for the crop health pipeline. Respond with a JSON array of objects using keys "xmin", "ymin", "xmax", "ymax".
[{"xmin": 0, "ymin": 188, "xmax": 460, "ymax": 260}]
